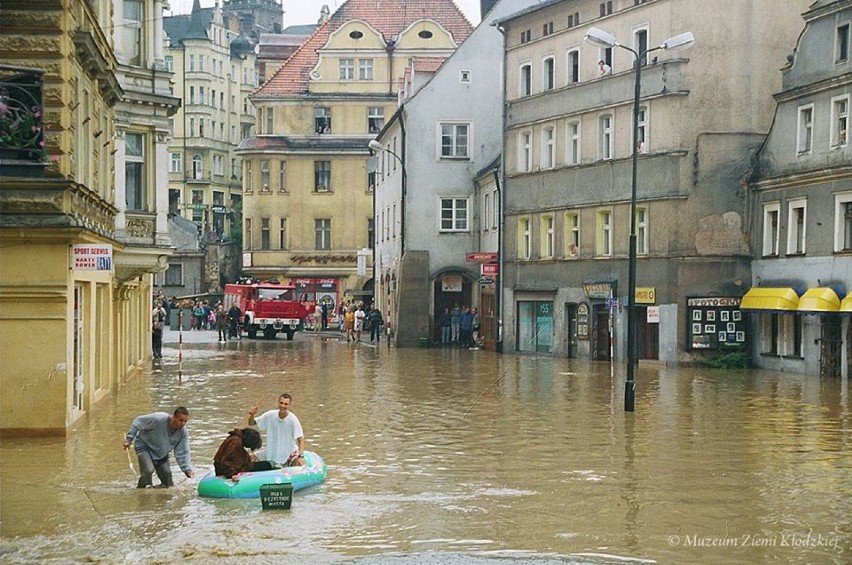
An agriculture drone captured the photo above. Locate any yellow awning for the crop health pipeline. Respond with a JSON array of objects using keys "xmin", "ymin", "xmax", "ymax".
[
  {"xmin": 740, "ymin": 287, "xmax": 799, "ymax": 311},
  {"xmin": 797, "ymin": 287, "xmax": 841, "ymax": 313},
  {"xmin": 842, "ymin": 295, "xmax": 852, "ymax": 313}
]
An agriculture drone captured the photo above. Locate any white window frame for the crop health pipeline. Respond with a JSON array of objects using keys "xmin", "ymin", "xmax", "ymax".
[
  {"xmin": 123, "ymin": 0, "xmax": 144, "ymax": 66},
  {"xmin": 260, "ymin": 159, "xmax": 270, "ymax": 189},
  {"xmin": 797, "ymin": 104, "xmax": 814, "ymax": 155},
  {"xmin": 541, "ymin": 126, "xmax": 555, "ymax": 169},
  {"xmin": 439, "ymin": 122, "xmax": 470, "ymax": 159},
  {"xmin": 265, "ymin": 107, "xmax": 273, "ymax": 134},
  {"xmin": 278, "ymin": 161, "xmax": 286, "ymax": 192},
  {"xmin": 213, "ymin": 154, "xmax": 224, "ymax": 176},
  {"xmin": 633, "ymin": 25, "xmax": 649, "ymax": 66},
  {"xmin": 787, "ymin": 198, "xmax": 807, "ymax": 255},
  {"xmin": 339, "ymin": 58, "xmax": 355, "ymax": 80},
  {"xmin": 439, "ymin": 197, "xmax": 469, "ymax": 232},
  {"xmin": 636, "ymin": 105, "xmax": 648, "ymax": 153},
  {"xmin": 315, "ymin": 218, "xmax": 331, "ymax": 250},
  {"xmin": 169, "ymin": 152, "xmax": 182, "ymax": 173},
  {"xmin": 834, "ymin": 191, "xmax": 852, "ymax": 252},
  {"xmin": 368, "ymin": 107, "xmax": 384, "ymax": 134},
  {"xmin": 358, "ymin": 58, "xmax": 374, "ymax": 80},
  {"xmin": 518, "ymin": 130, "xmax": 532, "ymax": 172},
  {"xmin": 540, "ymin": 214, "xmax": 555, "ymax": 259},
  {"xmin": 565, "ymin": 212, "xmax": 580, "ymax": 257},
  {"xmin": 125, "ymin": 132, "xmax": 146, "ymax": 210},
  {"xmin": 597, "ymin": 209, "xmax": 612, "ymax": 257},
  {"xmin": 491, "ymin": 189, "xmax": 498, "ymax": 230},
  {"xmin": 566, "ymin": 120, "xmax": 580, "ymax": 165},
  {"xmin": 762, "ymin": 202, "xmax": 781, "ymax": 256},
  {"xmin": 279, "ymin": 218, "xmax": 287, "ymax": 250},
  {"xmin": 542, "ymin": 55, "xmax": 555, "ymax": 91},
  {"xmin": 566, "ymin": 47, "xmax": 580, "ymax": 85},
  {"xmin": 484, "ymin": 192, "xmax": 492, "ymax": 233},
  {"xmin": 636, "ymin": 206, "xmax": 648, "ymax": 255},
  {"xmin": 600, "ymin": 114, "xmax": 613, "ymax": 160},
  {"xmin": 518, "ymin": 217, "xmax": 531, "ymax": 259},
  {"xmin": 830, "ymin": 94, "xmax": 849, "ymax": 148},
  {"xmin": 519, "ymin": 62, "xmax": 532, "ymax": 97}
]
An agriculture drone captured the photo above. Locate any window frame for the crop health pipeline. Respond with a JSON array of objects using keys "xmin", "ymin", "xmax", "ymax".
[
  {"xmin": 125, "ymin": 132, "xmax": 146, "ymax": 211},
  {"xmin": 315, "ymin": 107, "xmax": 332, "ymax": 134},
  {"xmin": 566, "ymin": 47, "xmax": 580, "ymax": 85},
  {"xmin": 439, "ymin": 122, "xmax": 471, "ymax": 160},
  {"xmin": 518, "ymin": 130, "xmax": 532, "ymax": 172},
  {"xmin": 566, "ymin": 120, "xmax": 580, "ymax": 165},
  {"xmin": 830, "ymin": 94, "xmax": 849, "ymax": 148},
  {"xmin": 834, "ymin": 191, "xmax": 852, "ymax": 252},
  {"xmin": 597, "ymin": 208, "xmax": 613, "ymax": 257},
  {"xmin": 797, "ymin": 104, "xmax": 814, "ymax": 155},
  {"xmin": 787, "ymin": 198, "xmax": 807, "ymax": 255},
  {"xmin": 519, "ymin": 62, "xmax": 532, "ymax": 97},
  {"xmin": 636, "ymin": 206, "xmax": 648, "ymax": 255},
  {"xmin": 542, "ymin": 55, "xmax": 555, "ymax": 91},
  {"xmin": 368, "ymin": 107, "xmax": 384, "ymax": 134},
  {"xmin": 339, "ymin": 58, "xmax": 355, "ymax": 80},
  {"xmin": 439, "ymin": 197, "xmax": 470, "ymax": 232},
  {"xmin": 540, "ymin": 214, "xmax": 555, "ymax": 259},
  {"xmin": 358, "ymin": 58, "xmax": 374, "ymax": 81},
  {"xmin": 169, "ymin": 152, "xmax": 182, "ymax": 173},
  {"xmin": 314, "ymin": 160, "xmax": 331, "ymax": 192},
  {"xmin": 541, "ymin": 126, "xmax": 556, "ymax": 169},
  {"xmin": 599, "ymin": 114, "xmax": 614, "ymax": 160},
  {"xmin": 315, "ymin": 218, "xmax": 331, "ymax": 250},
  {"xmin": 518, "ymin": 217, "xmax": 531, "ymax": 259},
  {"xmin": 564, "ymin": 211, "xmax": 580, "ymax": 257},
  {"xmin": 762, "ymin": 202, "xmax": 781, "ymax": 257},
  {"xmin": 836, "ymin": 23, "xmax": 850, "ymax": 62}
]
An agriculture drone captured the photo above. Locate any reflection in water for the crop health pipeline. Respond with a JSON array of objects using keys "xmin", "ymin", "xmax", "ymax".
[{"xmin": 1, "ymin": 337, "xmax": 850, "ymax": 564}]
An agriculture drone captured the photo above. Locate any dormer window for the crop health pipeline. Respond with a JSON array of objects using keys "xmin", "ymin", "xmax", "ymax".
[
  {"xmin": 349, "ymin": 30, "xmax": 364, "ymax": 39},
  {"xmin": 418, "ymin": 30, "xmax": 433, "ymax": 39}
]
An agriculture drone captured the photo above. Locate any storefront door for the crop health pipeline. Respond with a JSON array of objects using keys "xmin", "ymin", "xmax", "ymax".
[{"xmin": 517, "ymin": 301, "xmax": 553, "ymax": 353}]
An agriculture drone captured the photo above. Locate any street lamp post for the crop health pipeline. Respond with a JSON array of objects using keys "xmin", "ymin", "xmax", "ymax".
[{"xmin": 584, "ymin": 27, "xmax": 694, "ymax": 412}]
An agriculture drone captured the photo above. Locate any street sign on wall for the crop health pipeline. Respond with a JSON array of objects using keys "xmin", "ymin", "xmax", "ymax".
[{"xmin": 466, "ymin": 252, "xmax": 498, "ymax": 263}]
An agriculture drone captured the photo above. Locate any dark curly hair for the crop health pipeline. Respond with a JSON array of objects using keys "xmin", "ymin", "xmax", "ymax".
[{"xmin": 240, "ymin": 427, "xmax": 262, "ymax": 451}]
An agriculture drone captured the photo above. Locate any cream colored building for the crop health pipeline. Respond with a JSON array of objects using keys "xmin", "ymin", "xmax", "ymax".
[
  {"xmin": 239, "ymin": 0, "xmax": 472, "ymax": 311},
  {"xmin": 0, "ymin": 0, "xmax": 164, "ymax": 436},
  {"xmin": 164, "ymin": 2, "xmax": 257, "ymax": 243}
]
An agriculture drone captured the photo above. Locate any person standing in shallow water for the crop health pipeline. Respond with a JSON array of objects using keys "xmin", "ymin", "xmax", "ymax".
[{"xmin": 123, "ymin": 407, "xmax": 194, "ymax": 488}]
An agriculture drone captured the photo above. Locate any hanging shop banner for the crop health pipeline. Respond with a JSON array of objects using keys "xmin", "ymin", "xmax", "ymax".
[{"xmin": 71, "ymin": 244, "xmax": 113, "ymax": 271}]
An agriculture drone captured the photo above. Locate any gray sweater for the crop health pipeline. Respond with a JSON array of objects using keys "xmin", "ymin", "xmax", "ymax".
[{"xmin": 125, "ymin": 412, "xmax": 192, "ymax": 473}]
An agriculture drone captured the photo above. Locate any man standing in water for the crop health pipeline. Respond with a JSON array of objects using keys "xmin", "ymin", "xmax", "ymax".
[
  {"xmin": 248, "ymin": 393, "xmax": 305, "ymax": 466},
  {"xmin": 123, "ymin": 407, "xmax": 194, "ymax": 488}
]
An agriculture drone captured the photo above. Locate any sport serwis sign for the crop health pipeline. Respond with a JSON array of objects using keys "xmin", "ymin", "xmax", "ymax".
[{"xmin": 71, "ymin": 244, "xmax": 113, "ymax": 271}]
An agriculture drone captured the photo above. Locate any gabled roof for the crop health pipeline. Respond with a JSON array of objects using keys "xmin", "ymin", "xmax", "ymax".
[{"xmin": 256, "ymin": 0, "xmax": 473, "ymax": 97}]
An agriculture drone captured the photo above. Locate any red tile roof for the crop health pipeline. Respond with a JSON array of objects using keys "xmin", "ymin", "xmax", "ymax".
[{"xmin": 256, "ymin": 0, "xmax": 473, "ymax": 97}]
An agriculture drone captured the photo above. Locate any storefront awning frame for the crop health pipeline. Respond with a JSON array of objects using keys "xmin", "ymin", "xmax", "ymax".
[
  {"xmin": 739, "ymin": 287, "xmax": 800, "ymax": 312},
  {"xmin": 797, "ymin": 287, "xmax": 842, "ymax": 313}
]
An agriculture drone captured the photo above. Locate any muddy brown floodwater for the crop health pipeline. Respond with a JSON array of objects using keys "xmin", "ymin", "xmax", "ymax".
[{"xmin": 1, "ymin": 330, "xmax": 850, "ymax": 564}]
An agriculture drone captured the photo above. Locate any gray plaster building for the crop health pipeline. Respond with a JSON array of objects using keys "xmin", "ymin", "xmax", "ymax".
[
  {"xmin": 372, "ymin": 0, "xmax": 536, "ymax": 347},
  {"xmin": 497, "ymin": 0, "xmax": 808, "ymax": 363},
  {"xmin": 747, "ymin": 0, "xmax": 852, "ymax": 378}
]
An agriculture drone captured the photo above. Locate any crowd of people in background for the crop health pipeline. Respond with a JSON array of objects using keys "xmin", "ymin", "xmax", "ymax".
[{"xmin": 439, "ymin": 303, "xmax": 481, "ymax": 349}]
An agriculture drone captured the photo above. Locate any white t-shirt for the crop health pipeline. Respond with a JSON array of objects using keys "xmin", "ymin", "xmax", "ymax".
[
  {"xmin": 255, "ymin": 410, "xmax": 303, "ymax": 463},
  {"xmin": 354, "ymin": 309, "xmax": 365, "ymax": 330}
]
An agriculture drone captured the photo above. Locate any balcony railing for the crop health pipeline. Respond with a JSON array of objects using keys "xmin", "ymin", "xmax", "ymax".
[{"xmin": 0, "ymin": 65, "xmax": 45, "ymax": 165}]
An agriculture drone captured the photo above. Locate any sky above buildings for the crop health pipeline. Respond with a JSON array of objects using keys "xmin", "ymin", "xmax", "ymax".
[{"xmin": 166, "ymin": 0, "xmax": 483, "ymax": 27}]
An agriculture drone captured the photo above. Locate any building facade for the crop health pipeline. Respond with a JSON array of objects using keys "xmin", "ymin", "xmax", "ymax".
[
  {"xmin": 498, "ymin": 0, "xmax": 809, "ymax": 363},
  {"xmin": 747, "ymin": 0, "xmax": 852, "ymax": 378},
  {"xmin": 372, "ymin": 0, "xmax": 534, "ymax": 347},
  {"xmin": 165, "ymin": 1, "xmax": 258, "ymax": 247},
  {"xmin": 0, "ymin": 0, "xmax": 159, "ymax": 436},
  {"xmin": 238, "ymin": 0, "xmax": 472, "ymax": 314}
]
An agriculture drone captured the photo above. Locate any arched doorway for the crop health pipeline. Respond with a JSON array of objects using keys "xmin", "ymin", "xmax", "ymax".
[{"xmin": 432, "ymin": 271, "xmax": 475, "ymax": 343}]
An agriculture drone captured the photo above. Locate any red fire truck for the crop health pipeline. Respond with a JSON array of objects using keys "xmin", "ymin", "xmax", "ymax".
[{"xmin": 223, "ymin": 280, "xmax": 315, "ymax": 340}]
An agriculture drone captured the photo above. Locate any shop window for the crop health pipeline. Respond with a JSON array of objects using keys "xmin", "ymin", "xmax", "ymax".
[{"xmin": 517, "ymin": 301, "xmax": 553, "ymax": 353}]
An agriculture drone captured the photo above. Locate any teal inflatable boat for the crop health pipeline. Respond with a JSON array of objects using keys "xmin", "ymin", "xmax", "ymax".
[{"xmin": 197, "ymin": 450, "xmax": 327, "ymax": 499}]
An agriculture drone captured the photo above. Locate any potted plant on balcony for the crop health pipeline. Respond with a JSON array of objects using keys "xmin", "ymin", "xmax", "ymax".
[{"xmin": 0, "ymin": 99, "xmax": 46, "ymax": 176}]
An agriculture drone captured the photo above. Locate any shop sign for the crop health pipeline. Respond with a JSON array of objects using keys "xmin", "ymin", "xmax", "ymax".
[
  {"xmin": 647, "ymin": 306, "xmax": 660, "ymax": 323},
  {"xmin": 577, "ymin": 303, "xmax": 589, "ymax": 339},
  {"xmin": 582, "ymin": 281, "xmax": 616, "ymax": 299},
  {"xmin": 71, "ymin": 244, "xmax": 113, "ymax": 271},
  {"xmin": 481, "ymin": 263, "xmax": 499, "ymax": 276},
  {"xmin": 636, "ymin": 287, "xmax": 656, "ymax": 304},
  {"xmin": 187, "ymin": 203, "xmax": 207, "ymax": 210},
  {"xmin": 466, "ymin": 252, "xmax": 498, "ymax": 263},
  {"xmin": 211, "ymin": 205, "xmax": 226, "ymax": 214}
]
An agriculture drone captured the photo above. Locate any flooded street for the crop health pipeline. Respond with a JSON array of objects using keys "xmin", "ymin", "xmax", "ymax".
[{"xmin": 1, "ymin": 329, "xmax": 851, "ymax": 564}]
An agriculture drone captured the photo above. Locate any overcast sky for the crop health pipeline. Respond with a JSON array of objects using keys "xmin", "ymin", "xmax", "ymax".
[{"xmin": 166, "ymin": 0, "xmax": 483, "ymax": 27}]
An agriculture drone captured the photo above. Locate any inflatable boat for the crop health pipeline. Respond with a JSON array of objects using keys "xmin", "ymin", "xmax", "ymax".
[{"xmin": 197, "ymin": 450, "xmax": 327, "ymax": 499}]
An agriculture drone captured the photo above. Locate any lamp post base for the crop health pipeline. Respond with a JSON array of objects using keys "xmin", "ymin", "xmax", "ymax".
[{"xmin": 624, "ymin": 380, "xmax": 635, "ymax": 412}]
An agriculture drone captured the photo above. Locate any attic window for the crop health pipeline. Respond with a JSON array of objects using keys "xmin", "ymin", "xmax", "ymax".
[
  {"xmin": 349, "ymin": 30, "xmax": 364, "ymax": 39},
  {"xmin": 459, "ymin": 70, "xmax": 471, "ymax": 83},
  {"xmin": 418, "ymin": 30, "xmax": 433, "ymax": 39}
]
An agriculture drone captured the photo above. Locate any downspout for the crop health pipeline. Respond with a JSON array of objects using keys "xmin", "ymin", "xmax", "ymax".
[{"xmin": 400, "ymin": 114, "xmax": 406, "ymax": 257}]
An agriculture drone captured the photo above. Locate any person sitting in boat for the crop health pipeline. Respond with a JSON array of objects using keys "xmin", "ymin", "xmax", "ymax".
[
  {"xmin": 213, "ymin": 427, "xmax": 265, "ymax": 480},
  {"xmin": 248, "ymin": 393, "xmax": 305, "ymax": 467}
]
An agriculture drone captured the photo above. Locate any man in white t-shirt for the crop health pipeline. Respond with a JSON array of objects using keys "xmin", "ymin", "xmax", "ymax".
[{"xmin": 248, "ymin": 393, "xmax": 305, "ymax": 466}]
